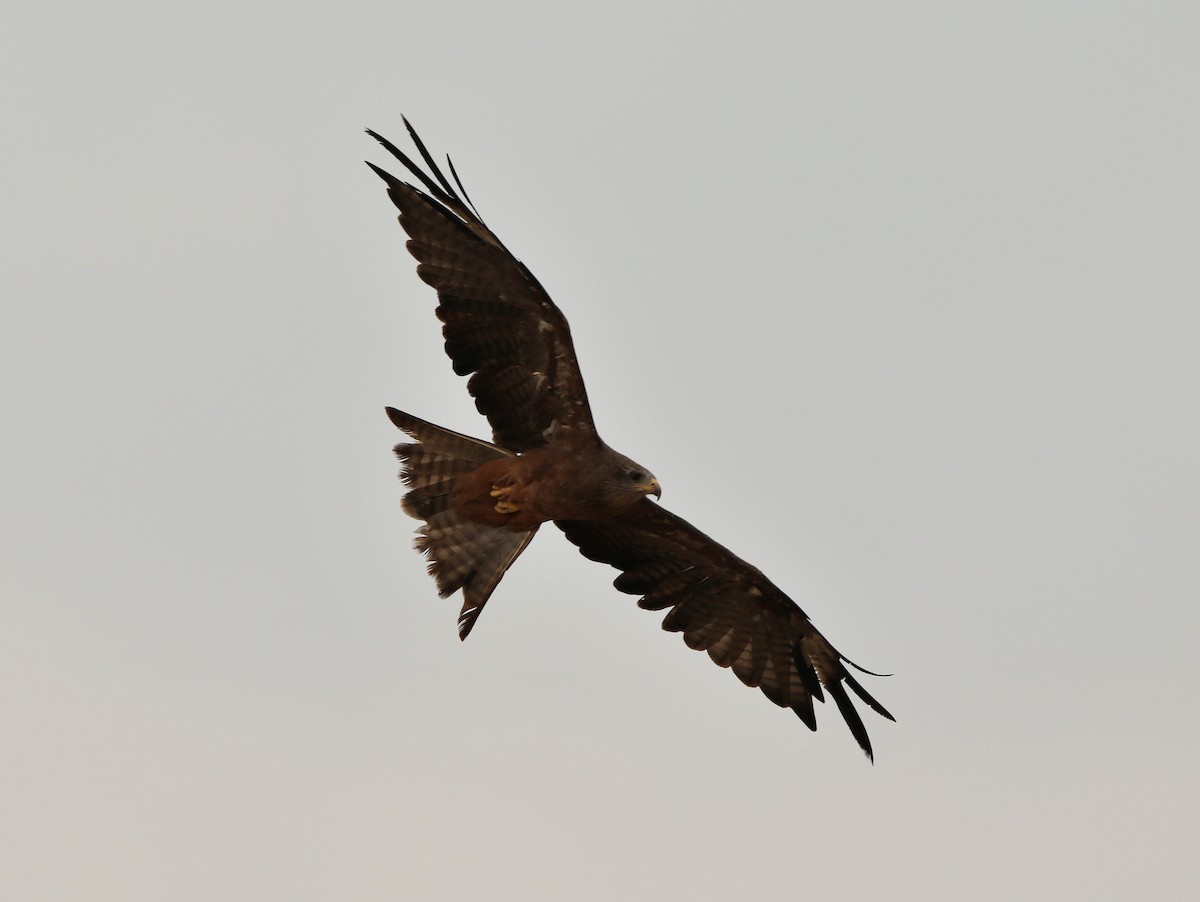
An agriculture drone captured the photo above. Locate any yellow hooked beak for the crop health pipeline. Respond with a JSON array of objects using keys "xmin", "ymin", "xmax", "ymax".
[{"xmin": 642, "ymin": 478, "xmax": 662, "ymax": 500}]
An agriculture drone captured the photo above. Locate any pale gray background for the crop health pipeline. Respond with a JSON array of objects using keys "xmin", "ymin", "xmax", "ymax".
[{"xmin": 4, "ymin": 2, "xmax": 1197, "ymax": 899}]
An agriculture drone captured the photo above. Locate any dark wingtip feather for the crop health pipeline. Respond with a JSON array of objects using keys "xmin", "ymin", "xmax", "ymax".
[
  {"xmin": 367, "ymin": 125, "xmax": 456, "ymax": 206},
  {"xmin": 402, "ymin": 117, "xmax": 459, "ymax": 202},
  {"xmin": 844, "ymin": 672, "xmax": 897, "ymax": 723},
  {"xmin": 826, "ymin": 679, "xmax": 875, "ymax": 762},
  {"xmin": 842, "ymin": 654, "xmax": 894, "ymax": 678},
  {"xmin": 790, "ymin": 695, "xmax": 818, "ymax": 732},
  {"xmin": 446, "ymin": 154, "xmax": 483, "ymax": 221},
  {"xmin": 365, "ymin": 160, "xmax": 400, "ymax": 186}
]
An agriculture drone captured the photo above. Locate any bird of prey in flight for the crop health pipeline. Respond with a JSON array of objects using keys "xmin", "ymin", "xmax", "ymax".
[{"xmin": 368, "ymin": 120, "xmax": 894, "ymax": 759}]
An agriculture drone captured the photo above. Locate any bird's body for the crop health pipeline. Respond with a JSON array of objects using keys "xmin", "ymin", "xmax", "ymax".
[
  {"xmin": 437, "ymin": 438, "xmax": 659, "ymax": 531},
  {"xmin": 369, "ymin": 119, "xmax": 895, "ymax": 759}
]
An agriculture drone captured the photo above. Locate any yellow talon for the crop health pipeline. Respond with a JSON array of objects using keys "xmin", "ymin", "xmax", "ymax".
[{"xmin": 490, "ymin": 483, "xmax": 519, "ymax": 513}]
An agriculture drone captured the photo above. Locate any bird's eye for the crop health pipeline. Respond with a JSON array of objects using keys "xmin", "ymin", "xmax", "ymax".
[{"xmin": 628, "ymin": 470, "xmax": 644, "ymax": 482}]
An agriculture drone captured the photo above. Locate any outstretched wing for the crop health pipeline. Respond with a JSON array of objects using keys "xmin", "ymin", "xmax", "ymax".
[
  {"xmin": 368, "ymin": 120, "xmax": 597, "ymax": 452},
  {"xmin": 556, "ymin": 501, "xmax": 895, "ymax": 760}
]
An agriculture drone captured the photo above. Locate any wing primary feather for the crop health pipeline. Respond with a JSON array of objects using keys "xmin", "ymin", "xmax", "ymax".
[
  {"xmin": 796, "ymin": 657, "xmax": 823, "ymax": 701},
  {"xmin": 402, "ymin": 116, "xmax": 460, "ymax": 203},
  {"xmin": 842, "ymin": 655, "xmax": 894, "ymax": 678},
  {"xmin": 365, "ymin": 128, "xmax": 456, "ymax": 208},
  {"xmin": 791, "ymin": 697, "xmax": 818, "ymax": 732},
  {"xmin": 365, "ymin": 160, "xmax": 469, "ymax": 240},
  {"xmin": 826, "ymin": 680, "xmax": 874, "ymax": 761},
  {"xmin": 446, "ymin": 154, "xmax": 482, "ymax": 220},
  {"xmin": 363, "ymin": 160, "xmax": 398, "ymax": 187},
  {"xmin": 843, "ymin": 672, "xmax": 897, "ymax": 722},
  {"xmin": 825, "ymin": 681, "xmax": 873, "ymax": 762}
]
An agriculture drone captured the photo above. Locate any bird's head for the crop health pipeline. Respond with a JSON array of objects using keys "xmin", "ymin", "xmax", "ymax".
[{"xmin": 599, "ymin": 450, "xmax": 661, "ymax": 510}]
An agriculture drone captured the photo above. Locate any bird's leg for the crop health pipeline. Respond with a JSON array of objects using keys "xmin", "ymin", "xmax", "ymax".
[{"xmin": 489, "ymin": 484, "xmax": 520, "ymax": 514}]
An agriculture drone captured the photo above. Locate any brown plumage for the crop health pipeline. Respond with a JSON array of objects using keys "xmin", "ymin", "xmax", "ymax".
[{"xmin": 370, "ymin": 119, "xmax": 895, "ymax": 759}]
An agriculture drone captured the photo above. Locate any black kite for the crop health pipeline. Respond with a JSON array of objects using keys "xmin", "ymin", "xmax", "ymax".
[{"xmin": 368, "ymin": 120, "xmax": 895, "ymax": 759}]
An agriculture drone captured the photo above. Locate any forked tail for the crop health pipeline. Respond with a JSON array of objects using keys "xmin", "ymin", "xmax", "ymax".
[{"xmin": 386, "ymin": 407, "xmax": 538, "ymax": 638}]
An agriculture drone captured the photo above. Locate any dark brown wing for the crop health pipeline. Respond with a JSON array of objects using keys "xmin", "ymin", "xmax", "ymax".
[
  {"xmin": 367, "ymin": 120, "xmax": 598, "ymax": 452},
  {"xmin": 556, "ymin": 501, "xmax": 895, "ymax": 760}
]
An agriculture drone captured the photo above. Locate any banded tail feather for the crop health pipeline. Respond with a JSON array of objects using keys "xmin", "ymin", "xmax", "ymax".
[{"xmin": 387, "ymin": 407, "xmax": 538, "ymax": 638}]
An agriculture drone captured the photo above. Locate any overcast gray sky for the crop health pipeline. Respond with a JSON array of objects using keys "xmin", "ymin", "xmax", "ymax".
[{"xmin": 4, "ymin": 2, "xmax": 1198, "ymax": 899}]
